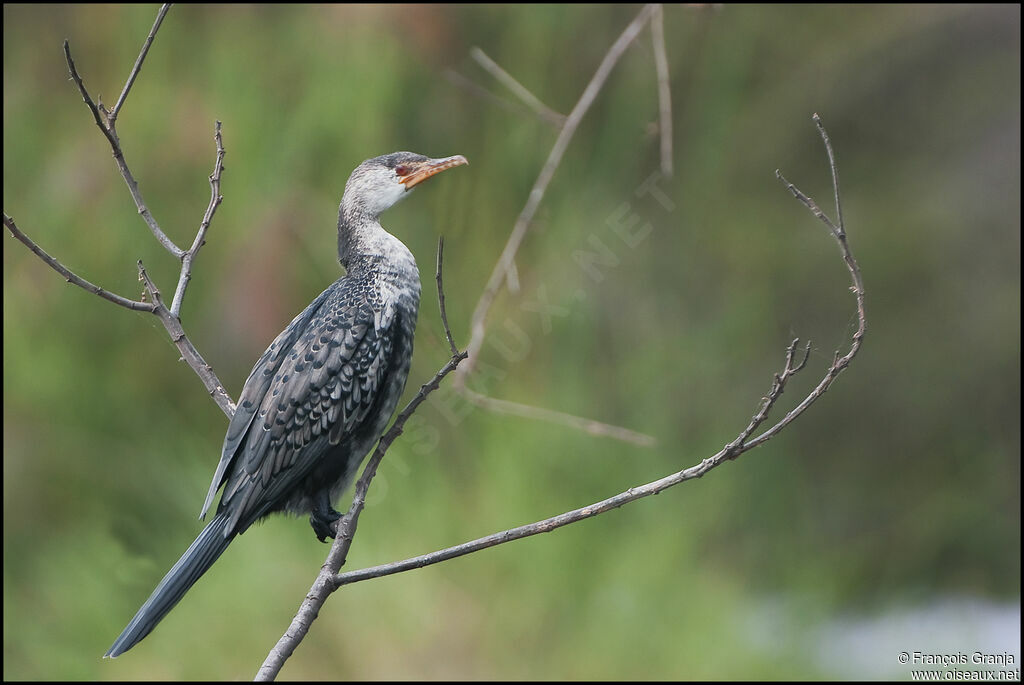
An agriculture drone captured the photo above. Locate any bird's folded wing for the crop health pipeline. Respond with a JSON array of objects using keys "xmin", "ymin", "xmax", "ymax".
[{"xmin": 201, "ymin": 281, "xmax": 395, "ymax": 532}]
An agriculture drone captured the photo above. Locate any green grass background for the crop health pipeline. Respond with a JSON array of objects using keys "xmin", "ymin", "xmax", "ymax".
[{"xmin": 3, "ymin": 4, "xmax": 1019, "ymax": 680}]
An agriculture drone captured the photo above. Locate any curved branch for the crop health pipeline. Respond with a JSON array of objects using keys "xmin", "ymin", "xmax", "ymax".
[
  {"xmin": 751, "ymin": 114, "xmax": 864, "ymax": 449},
  {"xmin": 328, "ymin": 115, "xmax": 864, "ymax": 596}
]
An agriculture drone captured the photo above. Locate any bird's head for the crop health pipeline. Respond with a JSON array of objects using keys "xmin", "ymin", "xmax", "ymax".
[{"xmin": 343, "ymin": 151, "xmax": 468, "ymax": 217}]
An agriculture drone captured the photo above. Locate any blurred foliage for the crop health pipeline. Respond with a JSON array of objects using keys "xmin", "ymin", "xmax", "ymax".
[{"xmin": 3, "ymin": 3, "xmax": 1019, "ymax": 680}]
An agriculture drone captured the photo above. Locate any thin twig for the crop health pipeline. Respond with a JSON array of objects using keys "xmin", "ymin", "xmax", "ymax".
[
  {"xmin": 470, "ymin": 47, "xmax": 567, "ymax": 127},
  {"xmin": 109, "ymin": 3, "xmax": 171, "ymax": 123},
  {"xmin": 3, "ymin": 213, "xmax": 155, "ymax": 313},
  {"xmin": 460, "ymin": 4, "xmax": 659, "ymax": 381},
  {"xmin": 171, "ymin": 120, "xmax": 226, "ymax": 318},
  {"xmin": 444, "ymin": 68, "xmax": 560, "ymax": 129},
  {"xmin": 461, "ymin": 387, "xmax": 657, "ymax": 447},
  {"xmin": 650, "ymin": 4, "xmax": 674, "ymax": 177},
  {"xmin": 329, "ymin": 115, "xmax": 864, "ymax": 601},
  {"xmin": 815, "ymin": 114, "xmax": 845, "ymax": 235},
  {"xmin": 62, "ymin": 41, "xmax": 120, "ymax": 152},
  {"xmin": 436, "ymin": 237, "xmax": 460, "ymax": 357},
  {"xmin": 257, "ymin": 241, "xmax": 468, "ymax": 681}
]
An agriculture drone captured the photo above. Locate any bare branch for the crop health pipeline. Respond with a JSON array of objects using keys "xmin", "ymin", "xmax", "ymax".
[
  {"xmin": 470, "ymin": 47, "xmax": 567, "ymax": 127},
  {"xmin": 460, "ymin": 387, "xmax": 657, "ymax": 447},
  {"xmin": 109, "ymin": 3, "xmax": 171, "ymax": 123},
  {"xmin": 651, "ymin": 4, "xmax": 674, "ymax": 177},
  {"xmin": 10, "ymin": 5, "xmax": 237, "ymax": 418},
  {"xmin": 459, "ymin": 4, "xmax": 659, "ymax": 380},
  {"xmin": 256, "ymin": 241, "xmax": 468, "ymax": 681},
  {"xmin": 815, "ymin": 113, "xmax": 845, "ymax": 235},
  {"xmin": 328, "ymin": 115, "xmax": 864, "ymax": 604},
  {"xmin": 170, "ymin": 120, "xmax": 226, "ymax": 318},
  {"xmin": 750, "ymin": 115, "xmax": 864, "ymax": 449},
  {"xmin": 3, "ymin": 213, "xmax": 155, "ymax": 313},
  {"xmin": 64, "ymin": 21, "xmax": 183, "ymax": 258}
]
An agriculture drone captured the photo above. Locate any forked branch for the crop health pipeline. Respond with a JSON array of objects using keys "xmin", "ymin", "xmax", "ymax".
[
  {"xmin": 63, "ymin": 25, "xmax": 181, "ymax": 259},
  {"xmin": 5, "ymin": 4, "xmax": 238, "ymax": 416}
]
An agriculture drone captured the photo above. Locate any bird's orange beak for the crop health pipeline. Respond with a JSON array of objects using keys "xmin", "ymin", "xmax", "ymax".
[{"xmin": 398, "ymin": 155, "xmax": 468, "ymax": 189}]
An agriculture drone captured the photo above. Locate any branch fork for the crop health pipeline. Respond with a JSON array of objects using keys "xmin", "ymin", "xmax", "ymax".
[{"xmin": 20, "ymin": 4, "xmax": 237, "ymax": 416}]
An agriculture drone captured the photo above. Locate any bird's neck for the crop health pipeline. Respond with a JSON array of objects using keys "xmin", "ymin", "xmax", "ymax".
[{"xmin": 337, "ymin": 202, "xmax": 420, "ymax": 296}]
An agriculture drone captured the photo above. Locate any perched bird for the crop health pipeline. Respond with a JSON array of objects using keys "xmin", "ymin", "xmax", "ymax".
[{"xmin": 105, "ymin": 152, "xmax": 468, "ymax": 658}]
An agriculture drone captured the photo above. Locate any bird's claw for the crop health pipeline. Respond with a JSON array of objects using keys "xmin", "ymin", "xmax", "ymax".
[{"xmin": 310, "ymin": 508, "xmax": 342, "ymax": 543}]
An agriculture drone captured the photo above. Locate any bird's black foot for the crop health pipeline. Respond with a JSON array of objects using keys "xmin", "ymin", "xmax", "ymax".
[
  {"xmin": 310, "ymin": 508, "xmax": 341, "ymax": 542},
  {"xmin": 310, "ymin": 492, "xmax": 342, "ymax": 542}
]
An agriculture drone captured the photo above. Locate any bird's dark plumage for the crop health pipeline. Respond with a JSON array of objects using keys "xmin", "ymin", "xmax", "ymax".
[{"xmin": 106, "ymin": 151, "xmax": 467, "ymax": 658}]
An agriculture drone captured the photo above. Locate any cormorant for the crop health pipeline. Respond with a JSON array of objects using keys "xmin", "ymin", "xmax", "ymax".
[{"xmin": 105, "ymin": 152, "xmax": 468, "ymax": 658}]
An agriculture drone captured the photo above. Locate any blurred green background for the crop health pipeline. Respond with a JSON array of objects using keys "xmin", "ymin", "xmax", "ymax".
[{"xmin": 4, "ymin": 4, "xmax": 1019, "ymax": 680}]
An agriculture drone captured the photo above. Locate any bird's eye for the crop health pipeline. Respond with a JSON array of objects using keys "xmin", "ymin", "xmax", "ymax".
[{"xmin": 395, "ymin": 164, "xmax": 411, "ymax": 177}]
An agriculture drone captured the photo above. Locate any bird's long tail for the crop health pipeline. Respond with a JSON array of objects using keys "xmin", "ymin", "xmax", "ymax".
[{"xmin": 105, "ymin": 514, "xmax": 235, "ymax": 658}]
